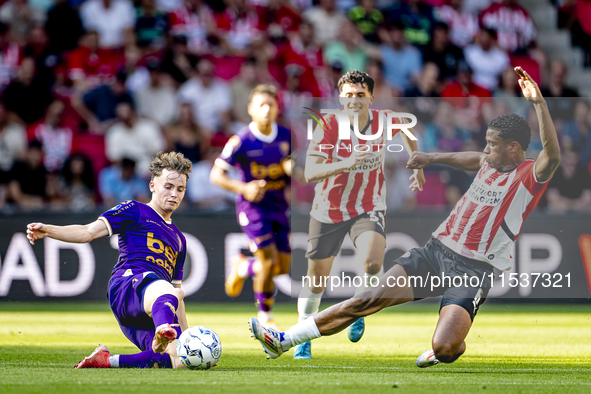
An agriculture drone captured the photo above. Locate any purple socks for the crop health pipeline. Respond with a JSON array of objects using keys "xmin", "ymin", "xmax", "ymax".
[
  {"xmin": 119, "ymin": 351, "xmax": 173, "ymax": 368},
  {"xmin": 255, "ymin": 291, "xmax": 275, "ymax": 312},
  {"xmin": 151, "ymin": 294, "xmax": 178, "ymax": 328}
]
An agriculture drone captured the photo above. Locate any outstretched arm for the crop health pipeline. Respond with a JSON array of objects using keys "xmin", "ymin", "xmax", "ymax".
[
  {"xmin": 407, "ymin": 151, "xmax": 486, "ymax": 172},
  {"xmin": 210, "ymin": 162, "xmax": 267, "ymax": 203},
  {"xmin": 26, "ymin": 219, "xmax": 109, "ymax": 246},
  {"xmin": 515, "ymin": 67, "xmax": 561, "ymax": 182}
]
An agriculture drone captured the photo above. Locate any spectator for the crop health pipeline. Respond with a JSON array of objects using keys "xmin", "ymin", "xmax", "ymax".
[
  {"xmin": 546, "ymin": 149, "xmax": 591, "ymax": 214},
  {"xmin": 177, "ymin": 59, "xmax": 232, "ymax": 134},
  {"xmin": 105, "ymin": 102, "xmax": 166, "ymax": 177},
  {"xmin": 0, "ymin": 102, "xmax": 26, "ymax": 203},
  {"xmin": 0, "ymin": 22, "xmax": 20, "ymax": 89},
  {"xmin": 160, "ymin": 34, "xmax": 199, "ymax": 86},
  {"xmin": 99, "ymin": 157, "xmax": 149, "ymax": 207},
  {"xmin": 3, "ymin": 57, "xmax": 53, "ymax": 125},
  {"xmin": 45, "ymin": 0, "xmax": 85, "ymax": 55},
  {"xmin": 261, "ymin": 0, "xmax": 301, "ymax": 40},
  {"xmin": 365, "ymin": 22, "xmax": 422, "ymax": 91},
  {"xmin": 463, "ymin": 0, "xmax": 493, "ymax": 14},
  {"xmin": 80, "ymin": 0, "xmax": 135, "ymax": 49},
  {"xmin": 494, "ymin": 66, "xmax": 529, "ymax": 116},
  {"xmin": 76, "ymin": 71, "xmax": 135, "ymax": 131},
  {"xmin": 324, "ymin": 20, "xmax": 368, "ymax": 73},
  {"xmin": 31, "ymin": 100, "xmax": 74, "ymax": 173},
  {"xmin": 231, "ymin": 59, "xmax": 259, "ymax": 126},
  {"xmin": 366, "ymin": 59, "xmax": 396, "ymax": 98},
  {"xmin": 464, "ymin": 28, "xmax": 509, "ymax": 91},
  {"xmin": 479, "ymin": 0, "xmax": 536, "ymax": 54},
  {"xmin": 134, "ymin": 59, "xmax": 177, "ymax": 125},
  {"xmin": 186, "ymin": 138, "xmax": 235, "ymax": 210},
  {"xmin": 540, "ymin": 59, "xmax": 579, "ymax": 121},
  {"xmin": 302, "ymin": 0, "xmax": 347, "ymax": 45},
  {"xmin": 67, "ymin": 31, "xmax": 124, "ymax": 91},
  {"xmin": 165, "ymin": 102, "xmax": 208, "ymax": 163},
  {"xmin": 216, "ymin": 0, "xmax": 264, "ymax": 54},
  {"xmin": 135, "ymin": 0, "xmax": 170, "ymax": 50},
  {"xmin": 562, "ymin": 99, "xmax": 591, "ymax": 169},
  {"xmin": 23, "ymin": 26, "xmax": 57, "ymax": 87},
  {"xmin": 434, "ymin": 0, "xmax": 478, "ymax": 48},
  {"xmin": 317, "ymin": 60, "xmax": 343, "ymax": 97},
  {"xmin": 348, "ymin": 0, "xmax": 383, "ymax": 43},
  {"xmin": 424, "ymin": 101, "xmax": 471, "ymax": 153},
  {"xmin": 279, "ymin": 21, "xmax": 323, "ymax": 95},
  {"xmin": 168, "ymin": 0, "xmax": 215, "ymax": 55},
  {"xmin": 277, "ymin": 64, "xmax": 313, "ymax": 125},
  {"xmin": 7, "ymin": 140, "xmax": 47, "ymax": 211},
  {"xmin": 421, "ymin": 22, "xmax": 463, "ymax": 83},
  {"xmin": 0, "ymin": 0, "xmax": 45, "ymax": 45},
  {"xmin": 441, "ymin": 61, "xmax": 492, "ymax": 105},
  {"xmin": 405, "ymin": 62, "xmax": 440, "ymax": 97},
  {"xmin": 59, "ymin": 154, "xmax": 96, "ymax": 212},
  {"xmin": 384, "ymin": 0, "xmax": 436, "ymax": 48}
]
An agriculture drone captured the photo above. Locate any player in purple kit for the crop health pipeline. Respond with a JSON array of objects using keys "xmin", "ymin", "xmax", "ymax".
[
  {"xmin": 26, "ymin": 152, "xmax": 193, "ymax": 369},
  {"xmin": 210, "ymin": 84, "xmax": 292, "ymax": 329}
]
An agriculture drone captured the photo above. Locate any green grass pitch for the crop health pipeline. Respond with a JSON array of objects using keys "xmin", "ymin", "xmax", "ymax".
[{"xmin": 1, "ymin": 302, "xmax": 591, "ymax": 394}]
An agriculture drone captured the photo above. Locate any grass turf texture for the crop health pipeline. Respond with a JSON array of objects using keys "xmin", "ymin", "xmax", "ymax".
[{"xmin": 1, "ymin": 302, "xmax": 590, "ymax": 394}]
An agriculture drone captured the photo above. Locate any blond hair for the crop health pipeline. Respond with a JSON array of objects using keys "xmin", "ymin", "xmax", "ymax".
[
  {"xmin": 249, "ymin": 84, "xmax": 277, "ymax": 103},
  {"xmin": 149, "ymin": 151, "xmax": 192, "ymax": 181}
]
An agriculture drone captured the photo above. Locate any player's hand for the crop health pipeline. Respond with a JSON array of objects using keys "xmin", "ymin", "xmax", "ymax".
[
  {"xmin": 406, "ymin": 151, "xmax": 432, "ymax": 170},
  {"xmin": 409, "ymin": 169, "xmax": 425, "ymax": 192},
  {"xmin": 26, "ymin": 223, "xmax": 48, "ymax": 245},
  {"xmin": 343, "ymin": 151, "xmax": 374, "ymax": 170},
  {"xmin": 515, "ymin": 67, "xmax": 544, "ymax": 104},
  {"xmin": 242, "ymin": 180, "xmax": 267, "ymax": 203}
]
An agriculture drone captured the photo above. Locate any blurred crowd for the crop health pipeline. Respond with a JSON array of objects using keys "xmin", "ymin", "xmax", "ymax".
[{"xmin": 0, "ymin": 0, "xmax": 589, "ymax": 215}]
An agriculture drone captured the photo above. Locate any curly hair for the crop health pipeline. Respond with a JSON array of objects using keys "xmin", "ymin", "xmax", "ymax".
[
  {"xmin": 149, "ymin": 151, "xmax": 193, "ymax": 181},
  {"xmin": 338, "ymin": 70, "xmax": 375, "ymax": 95},
  {"xmin": 488, "ymin": 113, "xmax": 531, "ymax": 151}
]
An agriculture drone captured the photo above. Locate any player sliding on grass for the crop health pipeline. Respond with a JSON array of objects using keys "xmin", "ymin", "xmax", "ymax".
[
  {"xmin": 249, "ymin": 67, "xmax": 561, "ymax": 367},
  {"xmin": 26, "ymin": 152, "xmax": 193, "ymax": 369},
  {"xmin": 294, "ymin": 70, "xmax": 425, "ymax": 359},
  {"xmin": 210, "ymin": 84, "xmax": 292, "ymax": 330}
]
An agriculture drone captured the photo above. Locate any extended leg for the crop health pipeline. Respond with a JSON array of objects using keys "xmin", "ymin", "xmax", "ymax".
[{"xmin": 253, "ymin": 244, "xmax": 279, "ymax": 325}]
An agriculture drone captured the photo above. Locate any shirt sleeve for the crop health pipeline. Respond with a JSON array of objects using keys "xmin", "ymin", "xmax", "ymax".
[
  {"xmin": 99, "ymin": 200, "xmax": 140, "ymax": 236},
  {"xmin": 215, "ymin": 134, "xmax": 243, "ymax": 171},
  {"xmin": 307, "ymin": 115, "xmax": 337, "ymax": 160},
  {"xmin": 172, "ymin": 238, "xmax": 186, "ymax": 285}
]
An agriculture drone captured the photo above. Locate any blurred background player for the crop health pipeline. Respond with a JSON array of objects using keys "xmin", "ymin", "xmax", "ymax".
[
  {"xmin": 297, "ymin": 70, "xmax": 425, "ymax": 359},
  {"xmin": 210, "ymin": 84, "xmax": 292, "ymax": 330},
  {"xmin": 26, "ymin": 152, "xmax": 193, "ymax": 369},
  {"xmin": 249, "ymin": 67, "xmax": 561, "ymax": 368}
]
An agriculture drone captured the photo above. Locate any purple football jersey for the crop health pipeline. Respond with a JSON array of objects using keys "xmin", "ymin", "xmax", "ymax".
[
  {"xmin": 99, "ymin": 200, "xmax": 186, "ymax": 283},
  {"xmin": 215, "ymin": 122, "xmax": 291, "ymax": 215}
]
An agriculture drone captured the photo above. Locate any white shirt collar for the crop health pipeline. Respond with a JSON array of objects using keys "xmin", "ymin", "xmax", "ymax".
[
  {"xmin": 249, "ymin": 122, "xmax": 278, "ymax": 143},
  {"xmin": 147, "ymin": 203, "xmax": 172, "ymax": 224}
]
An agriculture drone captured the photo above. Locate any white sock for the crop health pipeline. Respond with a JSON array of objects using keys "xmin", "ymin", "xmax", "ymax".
[
  {"xmin": 297, "ymin": 288, "xmax": 324, "ymax": 322},
  {"xmin": 258, "ymin": 310, "xmax": 274, "ymax": 323},
  {"xmin": 354, "ymin": 267, "xmax": 384, "ymax": 297},
  {"xmin": 109, "ymin": 355, "xmax": 119, "ymax": 368},
  {"xmin": 237, "ymin": 259, "xmax": 253, "ymax": 278},
  {"xmin": 282, "ymin": 317, "xmax": 321, "ymax": 351}
]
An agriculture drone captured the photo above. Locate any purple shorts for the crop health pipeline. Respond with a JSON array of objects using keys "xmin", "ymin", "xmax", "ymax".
[
  {"xmin": 108, "ymin": 271, "xmax": 180, "ymax": 351},
  {"xmin": 239, "ymin": 209, "xmax": 291, "ymax": 253}
]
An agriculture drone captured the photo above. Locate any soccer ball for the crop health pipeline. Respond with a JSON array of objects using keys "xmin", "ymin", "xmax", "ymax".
[{"xmin": 176, "ymin": 326, "xmax": 222, "ymax": 370}]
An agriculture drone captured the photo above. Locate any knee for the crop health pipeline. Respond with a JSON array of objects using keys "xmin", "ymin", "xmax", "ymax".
[
  {"xmin": 173, "ymin": 288, "xmax": 185, "ymax": 302},
  {"xmin": 363, "ymin": 259, "xmax": 383, "ymax": 275},
  {"xmin": 433, "ymin": 340, "xmax": 461, "ymax": 363},
  {"xmin": 273, "ymin": 263, "xmax": 289, "ymax": 276}
]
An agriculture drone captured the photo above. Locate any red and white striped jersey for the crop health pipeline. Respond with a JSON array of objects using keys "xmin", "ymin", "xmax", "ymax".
[
  {"xmin": 307, "ymin": 109, "xmax": 402, "ymax": 224},
  {"xmin": 433, "ymin": 159, "xmax": 550, "ymax": 270}
]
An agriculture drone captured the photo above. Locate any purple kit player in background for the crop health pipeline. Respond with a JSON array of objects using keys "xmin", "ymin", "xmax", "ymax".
[
  {"xmin": 211, "ymin": 84, "xmax": 293, "ymax": 329},
  {"xmin": 26, "ymin": 152, "xmax": 193, "ymax": 369}
]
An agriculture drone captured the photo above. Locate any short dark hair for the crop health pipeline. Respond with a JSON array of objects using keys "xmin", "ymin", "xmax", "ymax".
[
  {"xmin": 338, "ymin": 70, "xmax": 375, "ymax": 95},
  {"xmin": 488, "ymin": 113, "xmax": 531, "ymax": 151}
]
